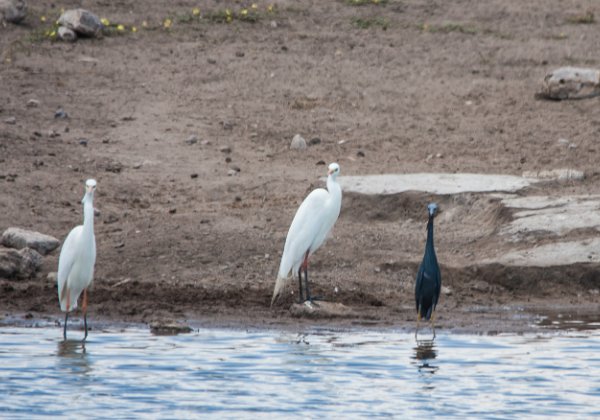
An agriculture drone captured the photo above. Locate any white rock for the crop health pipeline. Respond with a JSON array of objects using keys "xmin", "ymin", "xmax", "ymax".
[
  {"xmin": 58, "ymin": 8, "xmax": 103, "ymax": 37},
  {"xmin": 540, "ymin": 67, "xmax": 600, "ymax": 100},
  {"xmin": 26, "ymin": 99, "xmax": 39, "ymax": 108},
  {"xmin": 58, "ymin": 26, "xmax": 77, "ymax": 42},
  {"xmin": 0, "ymin": 0, "xmax": 26, "ymax": 24},
  {"xmin": 1, "ymin": 227, "xmax": 60, "ymax": 255},
  {"xmin": 290, "ymin": 134, "xmax": 307, "ymax": 150},
  {"xmin": 338, "ymin": 173, "xmax": 535, "ymax": 195},
  {"xmin": 522, "ymin": 168, "xmax": 584, "ymax": 181}
]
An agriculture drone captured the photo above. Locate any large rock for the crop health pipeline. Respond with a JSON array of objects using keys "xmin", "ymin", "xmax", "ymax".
[
  {"xmin": 0, "ymin": 0, "xmax": 27, "ymax": 24},
  {"xmin": 58, "ymin": 9, "xmax": 103, "ymax": 37},
  {"xmin": 540, "ymin": 67, "xmax": 600, "ymax": 100},
  {"xmin": 0, "ymin": 247, "xmax": 42, "ymax": 279},
  {"xmin": 1, "ymin": 227, "xmax": 60, "ymax": 255}
]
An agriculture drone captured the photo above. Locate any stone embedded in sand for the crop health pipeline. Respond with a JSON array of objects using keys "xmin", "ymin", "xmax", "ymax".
[
  {"xmin": 338, "ymin": 173, "xmax": 535, "ymax": 195},
  {"xmin": 0, "ymin": 0, "xmax": 27, "ymax": 24},
  {"xmin": 149, "ymin": 321, "xmax": 193, "ymax": 335},
  {"xmin": 540, "ymin": 67, "xmax": 600, "ymax": 100},
  {"xmin": 4, "ymin": 116, "xmax": 16, "ymax": 125},
  {"xmin": 1, "ymin": 227, "xmax": 60, "ymax": 255},
  {"xmin": 57, "ymin": 26, "xmax": 77, "ymax": 42},
  {"xmin": 290, "ymin": 134, "xmax": 307, "ymax": 150},
  {"xmin": 58, "ymin": 9, "xmax": 103, "ymax": 38},
  {"xmin": 522, "ymin": 168, "xmax": 584, "ymax": 182},
  {"xmin": 289, "ymin": 301, "xmax": 354, "ymax": 318},
  {"xmin": 0, "ymin": 247, "xmax": 42, "ymax": 279}
]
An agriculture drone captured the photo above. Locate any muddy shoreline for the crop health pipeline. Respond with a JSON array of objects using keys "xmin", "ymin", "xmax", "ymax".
[{"xmin": 2, "ymin": 0, "xmax": 600, "ymax": 333}]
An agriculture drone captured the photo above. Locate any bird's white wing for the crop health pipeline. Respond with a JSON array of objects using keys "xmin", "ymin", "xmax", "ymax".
[
  {"xmin": 57, "ymin": 225, "xmax": 82, "ymax": 311},
  {"xmin": 273, "ymin": 188, "xmax": 329, "ymax": 302}
]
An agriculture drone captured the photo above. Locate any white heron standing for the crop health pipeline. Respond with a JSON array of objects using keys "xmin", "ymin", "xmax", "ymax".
[
  {"xmin": 272, "ymin": 163, "xmax": 342, "ymax": 305},
  {"xmin": 57, "ymin": 179, "xmax": 97, "ymax": 340}
]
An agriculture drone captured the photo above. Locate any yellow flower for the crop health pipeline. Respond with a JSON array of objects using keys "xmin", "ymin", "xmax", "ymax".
[
  {"xmin": 225, "ymin": 9, "xmax": 231, "ymax": 16},
  {"xmin": 117, "ymin": 24, "xmax": 125, "ymax": 31},
  {"xmin": 372, "ymin": 0, "xmax": 380, "ymax": 3},
  {"xmin": 267, "ymin": 5, "xmax": 274, "ymax": 12},
  {"xmin": 142, "ymin": 20, "xmax": 148, "ymax": 28},
  {"xmin": 40, "ymin": 16, "xmax": 46, "ymax": 22},
  {"xmin": 49, "ymin": 30, "xmax": 56, "ymax": 37},
  {"xmin": 192, "ymin": 8, "xmax": 200, "ymax": 16},
  {"xmin": 132, "ymin": 26, "xmax": 138, "ymax": 32},
  {"xmin": 101, "ymin": 17, "xmax": 110, "ymax": 26},
  {"xmin": 226, "ymin": 15, "xmax": 232, "ymax": 23},
  {"xmin": 241, "ymin": 9, "xmax": 248, "ymax": 16},
  {"xmin": 163, "ymin": 18, "xmax": 172, "ymax": 29},
  {"xmin": 251, "ymin": 3, "xmax": 257, "ymax": 9}
]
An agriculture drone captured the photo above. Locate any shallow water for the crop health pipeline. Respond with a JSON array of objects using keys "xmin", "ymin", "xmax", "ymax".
[{"xmin": 1, "ymin": 325, "xmax": 600, "ymax": 418}]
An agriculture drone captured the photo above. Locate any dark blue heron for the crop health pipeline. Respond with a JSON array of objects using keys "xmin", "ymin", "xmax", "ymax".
[{"xmin": 415, "ymin": 203, "xmax": 441, "ymax": 338}]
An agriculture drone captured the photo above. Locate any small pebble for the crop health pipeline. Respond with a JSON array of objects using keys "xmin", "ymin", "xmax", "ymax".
[
  {"xmin": 357, "ymin": 150, "xmax": 365, "ymax": 157},
  {"xmin": 190, "ymin": 173, "xmax": 198, "ymax": 179},
  {"xmin": 316, "ymin": 160, "xmax": 326, "ymax": 165},
  {"xmin": 169, "ymin": 208, "xmax": 177, "ymax": 214},
  {"xmin": 207, "ymin": 58, "xmax": 217, "ymax": 64},
  {"xmin": 220, "ymin": 146, "xmax": 232, "ymax": 154},
  {"xmin": 227, "ymin": 169, "xmax": 238, "ymax": 176},
  {"xmin": 235, "ymin": 51, "xmax": 245, "ymax": 57},
  {"xmin": 290, "ymin": 134, "xmax": 307, "ymax": 150},
  {"xmin": 54, "ymin": 108, "xmax": 68, "ymax": 119},
  {"xmin": 230, "ymin": 165, "xmax": 241, "ymax": 172},
  {"xmin": 309, "ymin": 137, "xmax": 321, "ymax": 146},
  {"xmin": 185, "ymin": 135, "xmax": 198, "ymax": 145},
  {"xmin": 270, "ymin": 20, "xmax": 278, "ymax": 28},
  {"xmin": 133, "ymin": 163, "xmax": 143, "ymax": 169},
  {"xmin": 79, "ymin": 139, "xmax": 88, "ymax": 147},
  {"xmin": 225, "ymin": 157, "xmax": 232, "ymax": 163},
  {"xmin": 26, "ymin": 99, "xmax": 40, "ymax": 108},
  {"xmin": 4, "ymin": 117, "xmax": 16, "ymax": 125}
]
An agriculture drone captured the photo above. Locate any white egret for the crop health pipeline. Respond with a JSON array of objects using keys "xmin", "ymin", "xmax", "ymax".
[
  {"xmin": 57, "ymin": 179, "xmax": 97, "ymax": 340},
  {"xmin": 272, "ymin": 163, "xmax": 342, "ymax": 305}
]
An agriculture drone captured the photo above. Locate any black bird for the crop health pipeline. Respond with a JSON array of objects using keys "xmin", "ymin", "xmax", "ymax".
[{"xmin": 415, "ymin": 203, "xmax": 441, "ymax": 338}]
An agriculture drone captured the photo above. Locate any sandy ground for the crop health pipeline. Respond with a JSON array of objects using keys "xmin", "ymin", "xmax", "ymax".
[{"xmin": 2, "ymin": 0, "xmax": 600, "ymax": 333}]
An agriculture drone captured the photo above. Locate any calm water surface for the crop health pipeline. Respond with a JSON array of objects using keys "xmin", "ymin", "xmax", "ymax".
[{"xmin": 1, "ymin": 325, "xmax": 600, "ymax": 418}]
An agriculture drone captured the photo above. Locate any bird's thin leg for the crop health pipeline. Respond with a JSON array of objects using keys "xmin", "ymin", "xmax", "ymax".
[
  {"xmin": 297, "ymin": 267, "xmax": 304, "ymax": 303},
  {"xmin": 82, "ymin": 288, "xmax": 88, "ymax": 341},
  {"xmin": 63, "ymin": 312, "xmax": 69, "ymax": 340},
  {"xmin": 415, "ymin": 312, "xmax": 421, "ymax": 340},
  {"xmin": 302, "ymin": 251, "xmax": 313, "ymax": 303},
  {"xmin": 431, "ymin": 311, "xmax": 436, "ymax": 340}
]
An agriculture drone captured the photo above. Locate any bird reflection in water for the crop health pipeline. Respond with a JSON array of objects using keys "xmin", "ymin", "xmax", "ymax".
[
  {"xmin": 56, "ymin": 339, "xmax": 92, "ymax": 375},
  {"xmin": 413, "ymin": 339, "xmax": 438, "ymax": 375}
]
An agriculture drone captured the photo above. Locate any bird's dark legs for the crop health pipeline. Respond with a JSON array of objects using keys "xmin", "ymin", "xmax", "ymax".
[
  {"xmin": 63, "ymin": 312, "xmax": 69, "ymax": 340},
  {"xmin": 415, "ymin": 312, "xmax": 421, "ymax": 340},
  {"xmin": 82, "ymin": 289, "xmax": 88, "ymax": 341},
  {"xmin": 297, "ymin": 267, "xmax": 304, "ymax": 303},
  {"xmin": 431, "ymin": 311, "xmax": 436, "ymax": 340},
  {"xmin": 304, "ymin": 265, "xmax": 311, "ymax": 301}
]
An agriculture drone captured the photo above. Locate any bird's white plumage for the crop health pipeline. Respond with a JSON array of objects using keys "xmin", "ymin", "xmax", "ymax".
[
  {"xmin": 272, "ymin": 163, "xmax": 342, "ymax": 303},
  {"xmin": 57, "ymin": 179, "xmax": 97, "ymax": 312}
]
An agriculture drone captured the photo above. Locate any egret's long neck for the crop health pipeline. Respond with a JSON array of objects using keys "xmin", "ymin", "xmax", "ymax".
[
  {"xmin": 425, "ymin": 216, "xmax": 435, "ymax": 257},
  {"xmin": 83, "ymin": 195, "xmax": 95, "ymax": 235},
  {"xmin": 327, "ymin": 175, "xmax": 342, "ymax": 203}
]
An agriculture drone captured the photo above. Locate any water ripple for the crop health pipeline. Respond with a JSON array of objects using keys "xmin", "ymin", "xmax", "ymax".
[{"xmin": 0, "ymin": 327, "xmax": 599, "ymax": 418}]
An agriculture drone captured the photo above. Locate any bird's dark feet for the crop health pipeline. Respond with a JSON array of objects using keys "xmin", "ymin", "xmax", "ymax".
[{"xmin": 303, "ymin": 296, "xmax": 323, "ymax": 306}]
